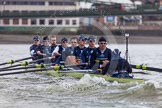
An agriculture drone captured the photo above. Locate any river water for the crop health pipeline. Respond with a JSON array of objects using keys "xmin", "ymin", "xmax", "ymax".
[{"xmin": 0, "ymin": 44, "xmax": 162, "ymax": 108}]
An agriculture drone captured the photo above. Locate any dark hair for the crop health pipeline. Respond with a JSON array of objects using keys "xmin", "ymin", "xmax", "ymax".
[
  {"xmin": 78, "ymin": 35, "xmax": 87, "ymax": 41},
  {"xmin": 70, "ymin": 37, "xmax": 78, "ymax": 41},
  {"xmin": 33, "ymin": 35, "xmax": 40, "ymax": 41},
  {"xmin": 61, "ymin": 37, "xmax": 68, "ymax": 42},
  {"xmin": 88, "ymin": 35, "xmax": 96, "ymax": 41},
  {"xmin": 50, "ymin": 35, "xmax": 56, "ymax": 38},
  {"xmin": 43, "ymin": 36, "xmax": 49, "ymax": 41},
  {"xmin": 98, "ymin": 37, "xmax": 107, "ymax": 42}
]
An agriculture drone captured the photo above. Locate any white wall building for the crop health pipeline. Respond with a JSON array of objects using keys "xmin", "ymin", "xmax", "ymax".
[{"xmin": 0, "ymin": 0, "xmax": 80, "ymax": 27}]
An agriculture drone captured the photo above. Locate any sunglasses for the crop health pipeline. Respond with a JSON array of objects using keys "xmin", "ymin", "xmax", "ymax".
[
  {"xmin": 71, "ymin": 41, "xmax": 77, "ymax": 43},
  {"xmin": 99, "ymin": 42, "xmax": 107, "ymax": 44},
  {"xmin": 62, "ymin": 41, "xmax": 67, "ymax": 43},
  {"xmin": 89, "ymin": 40, "xmax": 95, "ymax": 42}
]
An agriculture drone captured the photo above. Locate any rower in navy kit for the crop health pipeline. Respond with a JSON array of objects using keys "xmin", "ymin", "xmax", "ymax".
[
  {"xmin": 89, "ymin": 36, "xmax": 112, "ymax": 73},
  {"xmin": 73, "ymin": 35, "xmax": 87, "ymax": 64},
  {"xmin": 52, "ymin": 37, "xmax": 68, "ymax": 65},
  {"xmin": 81, "ymin": 35, "xmax": 96, "ymax": 69},
  {"xmin": 30, "ymin": 35, "xmax": 41, "ymax": 61},
  {"xmin": 36, "ymin": 36, "xmax": 52, "ymax": 64}
]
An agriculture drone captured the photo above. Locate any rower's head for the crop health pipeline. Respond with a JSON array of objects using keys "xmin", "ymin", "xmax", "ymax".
[
  {"xmin": 61, "ymin": 37, "xmax": 68, "ymax": 47},
  {"xmin": 70, "ymin": 37, "xmax": 78, "ymax": 48},
  {"xmin": 78, "ymin": 35, "xmax": 87, "ymax": 47},
  {"xmin": 88, "ymin": 35, "xmax": 96, "ymax": 48},
  {"xmin": 43, "ymin": 36, "xmax": 50, "ymax": 46},
  {"xmin": 98, "ymin": 37, "xmax": 107, "ymax": 50},
  {"xmin": 50, "ymin": 35, "xmax": 57, "ymax": 46},
  {"xmin": 33, "ymin": 35, "xmax": 41, "ymax": 45}
]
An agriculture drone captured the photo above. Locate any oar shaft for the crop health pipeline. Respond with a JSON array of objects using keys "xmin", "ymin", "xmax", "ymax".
[
  {"xmin": 0, "ymin": 64, "xmax": 20, "ymax": 70},
  {"xmin": 14, "ymin": 57, "xmax": 33, "ymax": 62},
  {"xmin": 0, "ymin": 68, "xmax": 51, "ymax": 76},
  {"xmin": 0, "ymin": 57, "xmax": 32, "ymax": 66},
  {"xmin": 0, "ymin": 63, "xmax": 53, "ymax": 72},
  {"xmin": 0, "ymin": 65, "xmax": 35, "ymax": 72},
  {"xmin": 0, "ymin": 57, "xmax": 50, "ymax": 70},
  {"xmin": 0, "ymin": 62, "xmax": 7, "ymax": 66},
  {"xmin": 131, "ymin": 64, "xmax": 162, "ymax": 72},
  {"xmin": 30, "ymin": 57, "xmax": 50, "ymax": 63},
  {"xmin": 0, "ymin": 63, "xmax": 88, "ymax": 76}
]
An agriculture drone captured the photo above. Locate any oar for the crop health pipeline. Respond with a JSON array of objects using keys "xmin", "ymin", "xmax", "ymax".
[
  {"xmin": 131, "ymin": 64, "xmax": 162, "ymax": 72},
  {"xmin": 0, "ymin": 63, "xmax": 53, "ymax": 72},
  {"xmin": 0, "ymin": 63, "xmax": 88, "ymax": 72},
  {"xmin": 0, "ymin": 57, "xmax": 33, "ymax": 66},
  {"xmin": 0, "ymin": 68, "xmax": 52, "ymax": 76},
  {"xmin": 0, "ymin": 61, "xmax": 30, "ymax": 70},
  {"xmin": 0, "ymin": 63, "xmax": 88, "ymax": 76},
  {"xmin": 132, "ymin": 71, "xmax": 150, "ymax": 75},
  {"xmin": 0, "ymin": 57, "xmax": 51, "ymax": 70}
]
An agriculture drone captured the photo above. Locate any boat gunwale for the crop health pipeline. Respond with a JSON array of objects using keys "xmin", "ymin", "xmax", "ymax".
[{"xmin": 38, "ymin": 70, "xmax": 144, "ymax": 84}]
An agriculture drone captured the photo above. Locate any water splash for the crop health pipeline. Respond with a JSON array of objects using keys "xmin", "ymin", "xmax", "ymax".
[{"xmin": 127, "ymin": 80, "xmax": 158, "ymax": 97}]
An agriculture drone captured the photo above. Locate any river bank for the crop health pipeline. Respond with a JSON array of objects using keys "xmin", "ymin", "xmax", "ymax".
[{"xmin": 0, "ymin": 34, "xmax": 162, "ymax": 44}]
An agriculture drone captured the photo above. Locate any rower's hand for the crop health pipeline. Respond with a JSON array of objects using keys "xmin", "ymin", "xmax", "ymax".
[
  {"xmin": 48, "ymin": 56, "xmax": 55, "ymax": 60},
  {"xmin": 42, "ymin": 53, "xmax": 46, "ymax": 56},
  {"xmin": 101, "ymin": 60, "xmax": 109, "ymax": 68},
  {"xmin": 54, "ymin": 52, "xmax": 61, "ymax": 56}
]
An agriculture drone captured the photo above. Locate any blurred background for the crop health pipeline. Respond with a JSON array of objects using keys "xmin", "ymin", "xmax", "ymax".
[{"xmin": 0, "ymin": 0, "xmax": 162, "ymax": 44}]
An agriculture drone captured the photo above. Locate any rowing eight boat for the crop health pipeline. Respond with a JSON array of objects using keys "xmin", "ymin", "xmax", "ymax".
[{"xmin": 38, "ymin": 70, "xmax": 144, "ymax": 84}]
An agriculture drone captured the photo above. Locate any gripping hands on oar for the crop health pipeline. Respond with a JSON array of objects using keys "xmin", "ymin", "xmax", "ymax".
[
  {"xmin": 131, "ymin": 64, "xmax": 162, "ymax": 72},
  {"xmin": 0, "ymin": 57, "xmax": 33, "ymax": 66}
]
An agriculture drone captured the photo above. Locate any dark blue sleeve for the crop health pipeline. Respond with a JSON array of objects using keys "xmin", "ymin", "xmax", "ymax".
[
  {"xmin": 89, "ymin": 49, "xmax": 97, "ymax": 69},
  {"xmin": 108, "ymin": 49, "xmax": 112, "ymax": 61},
  {"xmin": 30, "ymin": 45, "xmax": 37, "ymax": 57},
  {"xmin": 81, "ymin": 49, "xmax": 86, "ymax": 63}
]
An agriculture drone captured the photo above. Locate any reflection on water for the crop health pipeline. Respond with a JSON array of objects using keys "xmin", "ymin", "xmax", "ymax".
[{"xmin": 0, "ymin": 44, "xmax": 162, "ymax": 108}]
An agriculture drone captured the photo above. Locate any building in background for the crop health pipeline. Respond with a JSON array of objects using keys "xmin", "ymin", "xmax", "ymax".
[{"xmin": 0, "ymin": 0, "xmax": 80, "ymax": 28}]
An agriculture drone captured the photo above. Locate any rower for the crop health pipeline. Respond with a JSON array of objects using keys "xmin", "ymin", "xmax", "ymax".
[
  {"xmin": 64, "ymin": 37, "xmax": 78, "ymax": 65},
  {"xmin": 52, "ymin": 37, "xmax": 68, "ymax": 65},
  {"xmin": 103, "ymin": 49, "xmax": 133, "ymax": 78},
  {"xmin": 73, "ymin": 35, "xmax": 87, "ymax": 64},
  {"xmin": 89, "ymin": 36, "xmax": 112, "ymax": 73},
  {"xmin": 81, "ymin": 35, "xmax": 96, "ymax": 69},
  {"xmin": 50, "ymin": 35, "xmax": 57, "ymax": 53},
  {"xmin": 36, "ymin": 36, "xmax": 52, "ymax": 64},
  {"xmin": 29, "ymin": 35, "xmax": 41, "ymax": 62},
  {"xmin": 65, "ymin": 37, "xmax": 78, "ymax": 58}
]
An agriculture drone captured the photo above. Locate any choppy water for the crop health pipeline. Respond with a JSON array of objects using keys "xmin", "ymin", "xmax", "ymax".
[{"xmin": 0, "ymin": 44, "xmax": 162, "ymax": 108}]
